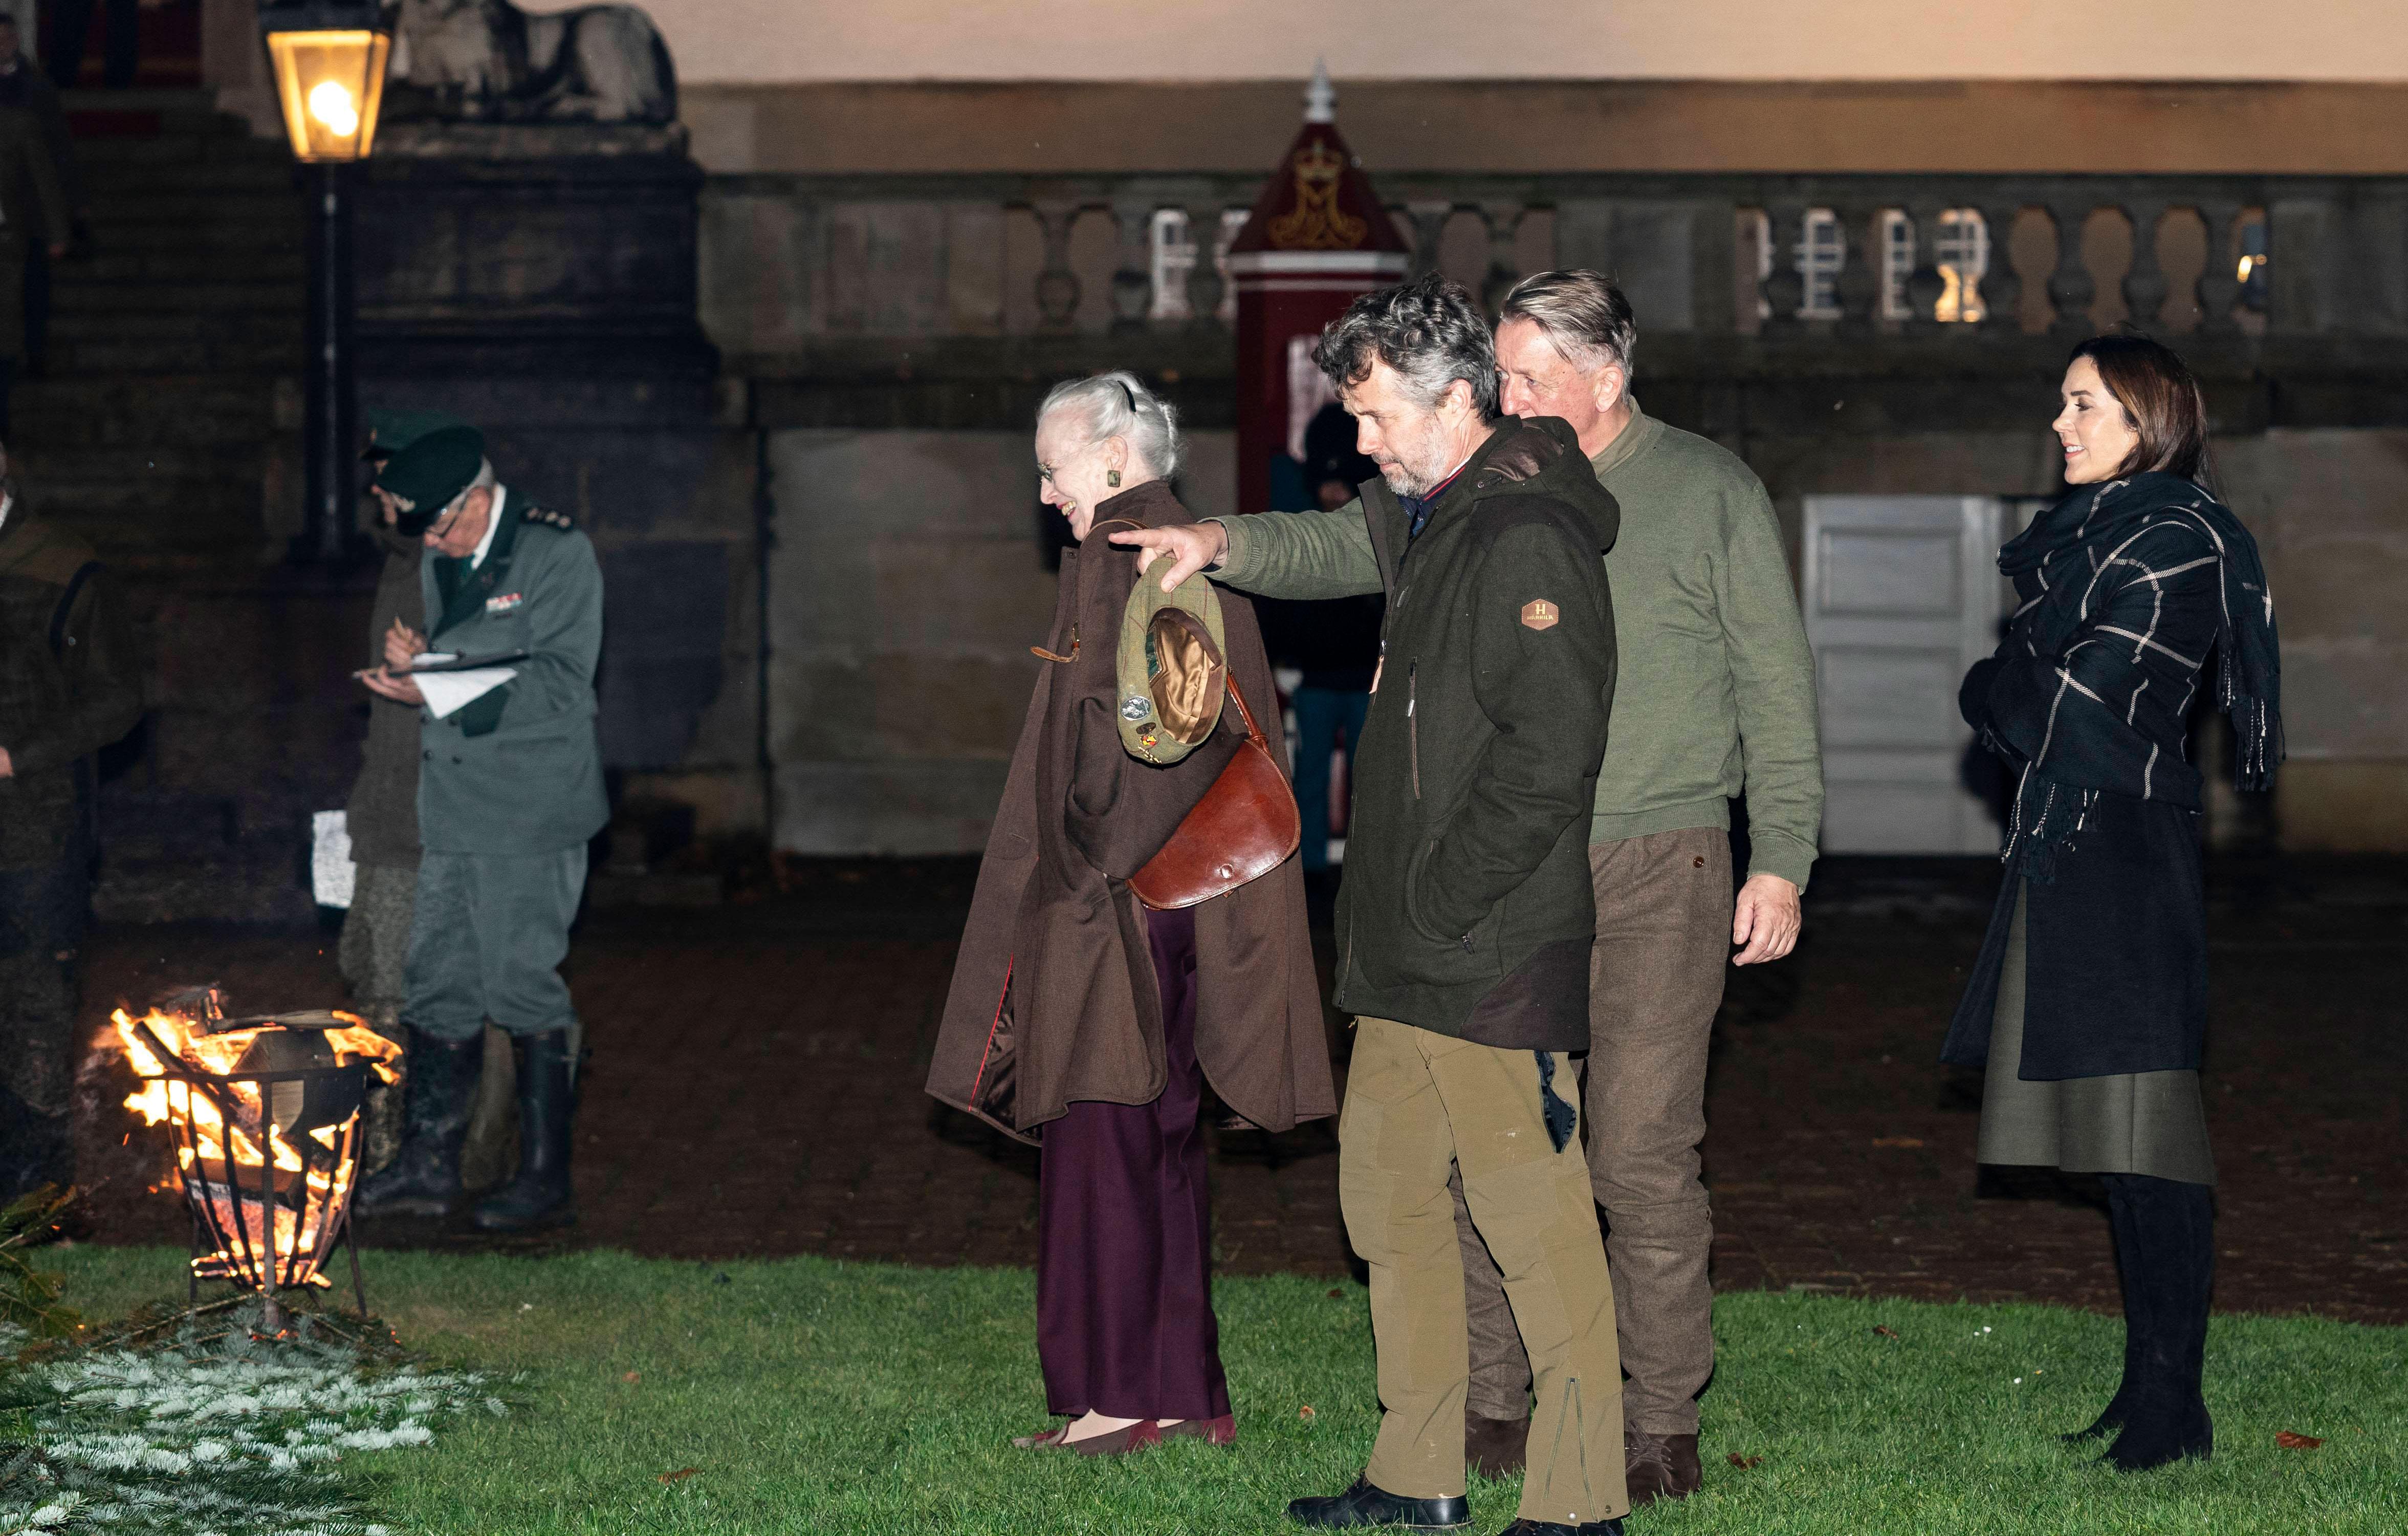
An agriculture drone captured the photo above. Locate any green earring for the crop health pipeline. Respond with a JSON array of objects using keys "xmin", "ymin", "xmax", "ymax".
[{"xmin": 1107, "ymin": 469, "xmax": 1121, "ymax": 487}]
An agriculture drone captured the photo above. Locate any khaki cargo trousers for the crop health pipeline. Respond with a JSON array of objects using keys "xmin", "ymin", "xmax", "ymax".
[
  {"xmin": 1341, "ymin": 1014, "xmax": 1629, "ymax": 1526},
  {"xmin": 1455, "ymin": 827, "xmax": 1735, "ymax": 1436}
]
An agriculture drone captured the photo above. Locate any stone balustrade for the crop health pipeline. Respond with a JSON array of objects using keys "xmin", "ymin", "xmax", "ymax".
[
  {"xmin": 703, "ymin": 170, "xmax": 2408, "ymax": 435},
  {"xmin": 705, "ymin": 170, "xmax": 2408, "ymax": 346}
]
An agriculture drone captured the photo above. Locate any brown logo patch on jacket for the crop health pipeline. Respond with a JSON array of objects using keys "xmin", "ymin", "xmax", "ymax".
[{"xmin": 1521, "ymin": 599, "xmax": 1559, "ymax": 631}]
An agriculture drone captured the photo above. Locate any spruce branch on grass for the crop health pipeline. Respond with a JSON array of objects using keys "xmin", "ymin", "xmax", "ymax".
[
  {"xmin": 0, "ymin": 1189, "xmax": 81, "ymax": 1344},
  {"xmin": 3, "ymin": 1295, "xmax": 509, "ymax": 1534}
]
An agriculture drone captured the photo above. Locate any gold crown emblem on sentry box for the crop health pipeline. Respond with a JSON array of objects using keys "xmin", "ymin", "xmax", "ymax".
[{"xmin": 1268, "ymin": 139, "xmax": 1366, "ymax": 249}]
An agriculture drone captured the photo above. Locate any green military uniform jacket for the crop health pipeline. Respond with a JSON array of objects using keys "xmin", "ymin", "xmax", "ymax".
[
  {"xmin": 0, "ymin": 499, "xmax": 141, "ymax": 867},
  {"xmin": 415, "ymin": 490, "xmax": 609, "ymax": 856}
]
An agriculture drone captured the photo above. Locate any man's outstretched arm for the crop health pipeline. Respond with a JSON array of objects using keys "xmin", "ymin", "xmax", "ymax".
[{"xmin": 1109, "ymin": 503, "xmax": 1382, "ymax": 600}]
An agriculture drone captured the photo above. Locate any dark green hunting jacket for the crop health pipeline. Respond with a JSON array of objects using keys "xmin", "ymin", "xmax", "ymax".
[
  {"xmin": 414, "ymin": 491, "xmax": 609, "ymax": 857},
  {"xmin": 0, "ymin": 501, "xmax": 141, "ymax": 867},
  {"xmin": 1219, "ymin": 417, "xmax": 1619, "ymax": 1049}
]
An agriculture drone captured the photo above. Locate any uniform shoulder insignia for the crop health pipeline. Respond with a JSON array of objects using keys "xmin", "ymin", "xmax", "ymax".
[{"xmin": 521, "ymin": 504, "xmax": 576, "ymax": 530}]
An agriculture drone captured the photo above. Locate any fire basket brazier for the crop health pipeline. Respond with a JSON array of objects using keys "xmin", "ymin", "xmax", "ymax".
[{"xmin": 117, "ymin": 996, "xmax": 403, "ymax": 1331}]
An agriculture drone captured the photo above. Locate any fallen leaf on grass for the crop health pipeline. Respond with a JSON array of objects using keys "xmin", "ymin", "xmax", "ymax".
[
  {"xmin": 1873, "ymin": 1326, "xmax": 1899, "ymax": 1338},
  {"xmin": 659, "ymin": 1468, "xmax": 701, "ymax": 1484},
  {"xmin": 2276, "ymin": 1432, "xmax": 2324, "ymax": 1450},
  {"xmin": 1727, "ymin": 1454, "xmax": 1765, "ymax": 1469},
  {"xmin": 1299, "ymin": 1405, "xmax": 1316, "ymax": 1420},
  {"xmin": 1328, "ymin": 1289, "xmax": 1344, "ymax": 1299},
  {"xmin": 1871, "ymin": 1137, "xmax": 1924, "ymax": 1149},
  {"xmin": 622, "ymin": 1372, "xmax": 641, "ymax": 1383}
]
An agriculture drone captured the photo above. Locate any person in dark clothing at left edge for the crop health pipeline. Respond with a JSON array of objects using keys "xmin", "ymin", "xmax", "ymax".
[
  {"xmin": 1946, "ymin": 332, "xmax": 2282, "ymax": 1474},
  {"xmin": 0, "ymin": 439, "xmax": 141, "ymax": 1200},
  {"xmin": 0, "ymin": 14, "xmax": 65, "ymax": 437}
]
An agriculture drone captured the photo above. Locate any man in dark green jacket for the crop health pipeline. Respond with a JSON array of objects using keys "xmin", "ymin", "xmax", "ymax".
[
  {"xmin": 0, "ymin": 451, "xmax": 141, "ymax": 1200},
  {"xmin": 1115, "ymin": 274, "xmax": 1628, "ymax": 1536},
  {"xmin": 354, "ymin": 426, "xmax": 608, "ymax": 1234}
]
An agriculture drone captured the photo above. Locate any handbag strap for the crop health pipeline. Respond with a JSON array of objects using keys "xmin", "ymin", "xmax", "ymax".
[{"xmin": 1221, "ymin": 672, "xmax": 1271, "ymax": 750}]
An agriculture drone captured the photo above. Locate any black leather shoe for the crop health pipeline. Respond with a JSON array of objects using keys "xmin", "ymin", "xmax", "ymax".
[
  {"xmin": 355, "ymin": 1031, "xmax": 479, "ymax": 1217},
  {"xmin": 471, "ymin": 1030, "xmax": 579, "ymax": 1231},
  {"xmin": 1496, "ymin": 1521, "xmax": 1624, "ymax": 1535},
  {"xmin": 1286, "ymin": 1478, "xmax": 1470, "ymax": 1530}
]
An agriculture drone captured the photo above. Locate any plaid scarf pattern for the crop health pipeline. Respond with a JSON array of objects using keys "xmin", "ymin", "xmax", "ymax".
[{"xmin": 1979, "ymin": 472, "xmax": 2282, "ymax": 877}]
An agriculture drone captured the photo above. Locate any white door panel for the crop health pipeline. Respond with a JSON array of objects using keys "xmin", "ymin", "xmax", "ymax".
[{"xmin": 1803, "ymin": 495, "xmax": 2010, "ymax": 855}]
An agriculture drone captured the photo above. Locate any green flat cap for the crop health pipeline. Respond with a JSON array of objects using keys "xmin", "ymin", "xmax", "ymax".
[
  {"xmin": 373, "ymin": 425, "xmax": 486, "ymax": 534},
  {"xmin": 1117, "ymin": 555, "xmax": 1229, "ymax": 766},
  {"xmin": 361, "ymin": 408, "xmax": 470, "ymax": 463}
]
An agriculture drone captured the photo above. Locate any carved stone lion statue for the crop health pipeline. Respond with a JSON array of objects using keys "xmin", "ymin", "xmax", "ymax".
[{"xmin": 386, "ymin": 0, "xmax": 677, "ymax": 124}]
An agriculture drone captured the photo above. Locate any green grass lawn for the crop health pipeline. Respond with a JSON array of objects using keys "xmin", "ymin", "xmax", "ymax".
[{"xmin": 42, "ymin": 1245, "xmax": 2406, "ymax": 1535}]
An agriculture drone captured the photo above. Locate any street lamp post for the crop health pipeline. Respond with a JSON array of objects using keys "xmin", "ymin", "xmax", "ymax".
[{"xmin": 257, "ymin": 2, "xmax": 391, "ymax": 565}]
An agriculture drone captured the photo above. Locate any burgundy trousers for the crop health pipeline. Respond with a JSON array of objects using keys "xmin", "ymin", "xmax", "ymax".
[{"xmin": 1035, "ymin": 903, "xmax": 1232, "ymax": 1422}]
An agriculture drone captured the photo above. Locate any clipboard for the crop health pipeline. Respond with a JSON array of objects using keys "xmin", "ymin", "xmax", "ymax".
[{"xmin": 406, "ymin": 650, "xmax": 530, "ymax": 674}]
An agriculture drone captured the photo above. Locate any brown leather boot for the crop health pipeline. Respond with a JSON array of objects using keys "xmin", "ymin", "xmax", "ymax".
[
  {"xmin": 1465, "ymin": 1410, "xmax": 1529, "ymax": 1479},
  {"xmin": 1624, "ymin": 1428, "xmax": 1703, "ymax": 1505}
]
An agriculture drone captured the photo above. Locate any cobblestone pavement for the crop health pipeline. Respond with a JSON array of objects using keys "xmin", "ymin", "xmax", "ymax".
[{"xmin": 67, "ymin": 857, "xmax": 2408, "ymax": 1324}]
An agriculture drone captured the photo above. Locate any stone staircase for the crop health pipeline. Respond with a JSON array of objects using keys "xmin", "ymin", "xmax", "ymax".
[
  {"xmin": 18, "ymin": 91, "xmax": 326, "ymax": 924},
  {"xmin": 15, "ymin": 89, "xmax": 303, "ymax": 563}
]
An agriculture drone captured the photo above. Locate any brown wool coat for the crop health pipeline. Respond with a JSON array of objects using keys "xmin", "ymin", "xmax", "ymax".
[{"xmin": 925, "ymin": 479, "xmax": 1336, "ymax": 1144}]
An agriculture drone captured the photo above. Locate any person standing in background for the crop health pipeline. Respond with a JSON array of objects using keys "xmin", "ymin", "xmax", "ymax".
[
  {"xmin": 1258, "ymin": 402, "xmax": 1382, "ymax": 885},
  {"xmin": 1445, "ymin": 271, "xmax": 1825, "ymax": 1503},
  {"xmin": 45, "ymin": 0, "xmax": 162, "ymax": 92},
  {"xmin": 0, "ymin": 20, "xmax": 64, "ymax": 436},
  {"xmin": 340, "ymin": 410, "xmax": 463, "ymax": 1173},
  {"xmin": 0, "ymin": 12, "xmax": 81, "ymax": 378},
  {"xmin": 0, "ymin": 439, "xmax": 140, "ymax": 1200}
]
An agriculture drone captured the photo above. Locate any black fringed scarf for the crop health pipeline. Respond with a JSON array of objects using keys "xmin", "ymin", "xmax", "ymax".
[{"xmin": 1991, "ymin": 471, "xmax": 2283, "ymax": 874}]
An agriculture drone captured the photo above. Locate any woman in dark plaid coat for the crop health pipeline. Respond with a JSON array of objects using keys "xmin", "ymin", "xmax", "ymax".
[{"xmin": 1945, "ymin": 333, "xmax": 2281, "ymax": 1473}]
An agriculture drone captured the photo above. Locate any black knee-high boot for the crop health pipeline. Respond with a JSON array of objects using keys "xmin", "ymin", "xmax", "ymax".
[
  {"xmin": 470, "ymin": 1030, "xmax": 578, "ymax": 1231},
  {"xmin": 2065, "ymin": 1185, "xmax": 2148, "ymax": 1442},
  {"xmin": 2099, "ymin": 1173, "xmax": 2215, "ymax": 1471},
  {"xmin": 355, "ymin": 1032, "xmax": 480, "ymax": 1216}
]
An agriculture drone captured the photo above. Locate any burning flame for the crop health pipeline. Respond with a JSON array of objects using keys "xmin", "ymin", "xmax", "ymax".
[{"xmin": 112, "ymin": 1006, "xmax": 402, "ymax": 1285}]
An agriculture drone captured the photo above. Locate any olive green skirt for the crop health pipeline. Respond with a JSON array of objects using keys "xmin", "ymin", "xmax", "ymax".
[{"xmin": 1976, "ymin": 884, "xmax": 2216, "ymax": 1185}]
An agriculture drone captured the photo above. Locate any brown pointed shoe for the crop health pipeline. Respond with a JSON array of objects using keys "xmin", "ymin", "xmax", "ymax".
[
  {"xmin": 1068, "ymin": 1419, "xmax": 1164, "ymax": 1457},
  {"xmin": 1465, "ymin": 1410, "xmax": 1530, "ymax": 1479},
  {"xmin": 1161, "ymin": 1414, "xmax": 1237, "ymax": 1446},
  {"xmin": 1011, "ymin": 1420, "xmax": 1072, "ymax": 1450},
  {"xmin": 1623, "ymin": 1429, "xmax": 1702, "ymax": 1505}
]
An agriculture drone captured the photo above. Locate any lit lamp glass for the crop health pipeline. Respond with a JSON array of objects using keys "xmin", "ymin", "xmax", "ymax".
[{"xmin": 263, "ymin": 27, "xmax": 391, "ymax": 163}]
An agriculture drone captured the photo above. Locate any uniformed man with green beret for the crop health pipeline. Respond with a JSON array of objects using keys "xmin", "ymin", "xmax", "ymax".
[{"xmin": 355, "ymin": 425, "xmax": 607, "ymax": 1231}]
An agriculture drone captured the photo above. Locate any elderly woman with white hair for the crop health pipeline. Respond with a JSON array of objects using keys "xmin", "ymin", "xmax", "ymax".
[{"xmin": 927, "ymin": 372, "xmax": 1334, "ymax": 1456}]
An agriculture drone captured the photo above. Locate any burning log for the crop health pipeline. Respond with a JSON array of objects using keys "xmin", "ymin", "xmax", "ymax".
[{"xmin": 113, "ymin": 992, "xmax": 403, "ymax": 1332}]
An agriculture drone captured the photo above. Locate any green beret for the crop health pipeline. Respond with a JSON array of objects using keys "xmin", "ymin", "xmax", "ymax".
[
  {"xmin": 1117, "ymin": 555, "xmax": 1229, "ymax": 765},
  {"xmin": 361, "ymin": 408, "xmax": 470, "ymax": 463},
  {"xmin": 373, "ymin": 425, "xmax": 486, "ymax": 530}
]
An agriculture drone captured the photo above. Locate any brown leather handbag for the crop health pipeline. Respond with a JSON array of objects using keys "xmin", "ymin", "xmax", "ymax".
[{"xmin": 1128, "ymin": 672, "xmax": 1301, "ymax": 910}]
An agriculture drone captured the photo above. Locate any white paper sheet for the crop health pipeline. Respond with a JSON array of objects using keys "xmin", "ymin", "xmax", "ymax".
[
  {"xmin": 311, "ymin": 810, "xmax": 355, "ymax": 908},
  {"xmin": 410, "ymin": 652, "xmax": 517, "ymax": 720}
]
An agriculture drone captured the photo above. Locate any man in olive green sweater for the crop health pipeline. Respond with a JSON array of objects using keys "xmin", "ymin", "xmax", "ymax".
[{"xmin": 1128, "ymin": 271, "xmax": 1823, "ymax": 1507}]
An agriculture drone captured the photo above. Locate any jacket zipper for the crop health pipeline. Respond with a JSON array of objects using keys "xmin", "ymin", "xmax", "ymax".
[{"xmin": 1407, "ymin": 660, "xmax": 1420, "ymax": 798}]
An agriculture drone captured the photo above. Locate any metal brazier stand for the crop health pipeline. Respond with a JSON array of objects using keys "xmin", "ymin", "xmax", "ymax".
[{"xmin": 131, "ymin": 1018, "xmax": 372, "ymax": 1332}]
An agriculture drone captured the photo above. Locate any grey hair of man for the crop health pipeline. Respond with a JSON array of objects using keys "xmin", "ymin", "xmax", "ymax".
[
  {"xmin": 1499, "ymin": 269, "xmax": 1639, "ymax": 377},
  {"xmin": 1311, "ymin": 272, "xmax": 1501, "ymax": 420},
  {"xmin": 1037, "ymin": 371, "xmax": 1185, "ymax": 480},
  {"xmin": 441, "ymin": 457, "xmax": 501, "ymax": 516}
]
